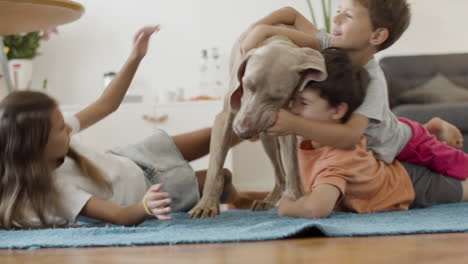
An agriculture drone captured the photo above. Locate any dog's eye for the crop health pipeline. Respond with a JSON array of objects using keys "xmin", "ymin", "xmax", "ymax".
[
  {"xmin": 270, "ymin": 96, "xmax": 283, "ymax": 102},
  {"xmin": 244, "ymin": 84, "xmax": 255, "ymax": 92}
]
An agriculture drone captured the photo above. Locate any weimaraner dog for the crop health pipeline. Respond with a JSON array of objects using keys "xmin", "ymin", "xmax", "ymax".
[{"xmin": 190, "ymin": 35, "xmax": 327, "ymax": 218}]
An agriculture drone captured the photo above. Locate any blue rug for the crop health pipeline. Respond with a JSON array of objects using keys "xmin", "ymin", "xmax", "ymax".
[{"xmin": 2, "ymin": 202, "xmax": 468, "ymax": 249}]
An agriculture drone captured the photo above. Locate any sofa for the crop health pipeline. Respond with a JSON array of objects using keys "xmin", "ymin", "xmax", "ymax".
[{"xmin": 379, "ymin": 53, "xmax": 468, "ymax": 153}]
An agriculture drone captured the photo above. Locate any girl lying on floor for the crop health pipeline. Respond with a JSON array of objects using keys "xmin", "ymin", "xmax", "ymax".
[{"xmin": 0, "ymin": 25, "xmax": 259, "ymax": 230}]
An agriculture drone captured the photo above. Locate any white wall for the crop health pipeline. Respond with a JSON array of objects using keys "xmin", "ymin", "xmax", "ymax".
[
  {"xmin": 378, "ymin": 0, "xmax": 468, "ymax": 59},
  {"xmin": 30, "ymin": 0, "xmax": 317, "ymax": 104},
  {"xmin": 25, "ymin": 0, "xmax": 468, "ymax": 104}
]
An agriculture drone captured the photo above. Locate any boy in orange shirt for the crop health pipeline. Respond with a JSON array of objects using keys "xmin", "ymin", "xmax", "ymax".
[{"xmin": 277, "ymin": 48, "xmax": 468, "ymax": 219}]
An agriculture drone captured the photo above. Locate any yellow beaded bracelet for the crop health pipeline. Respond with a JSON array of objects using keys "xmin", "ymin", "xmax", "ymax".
[{"xmin": 142, "ymin": 196, "xmax": 155, "ymax": 216}]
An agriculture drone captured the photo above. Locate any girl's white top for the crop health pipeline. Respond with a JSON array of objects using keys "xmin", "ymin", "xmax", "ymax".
[{"xmin": 53, "ymin": 115, "xmax": 148, "ymax": 222}]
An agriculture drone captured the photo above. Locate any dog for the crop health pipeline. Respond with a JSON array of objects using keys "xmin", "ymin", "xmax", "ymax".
[{"xmin": 190, "ymin": 35, "xmax": 327, "ymax": 218}]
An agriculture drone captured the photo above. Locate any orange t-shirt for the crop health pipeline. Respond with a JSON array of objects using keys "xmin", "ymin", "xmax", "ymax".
[{"xmin": 298, "ymin": 138, "xmax": 415, "ymax": 213}]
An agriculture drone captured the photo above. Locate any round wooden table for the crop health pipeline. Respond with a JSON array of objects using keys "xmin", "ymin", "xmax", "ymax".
[{"xmin": 0, "ymin": 0, "xmax": 84, "ymax": 92}]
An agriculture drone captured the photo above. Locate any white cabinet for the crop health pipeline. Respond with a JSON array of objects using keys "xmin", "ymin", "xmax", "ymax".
[
  {"xmin": 60, "ymin": 100, "xmax": 232, "ymax": 171},
  {"xmin": 60, "ymin": 102, "xmax": 156, "ymax": 152},
  {"xmin": 151, "ymin": 100, "xmax": 234, "ymax": 172},
  {"xmin": 60, "ymin": 100, "xmax": 274, "ymax": 191}
]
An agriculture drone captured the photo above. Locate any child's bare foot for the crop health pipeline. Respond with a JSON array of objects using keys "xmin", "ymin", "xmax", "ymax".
[{"xmin": 424, "ymin": 117, "xmax": 464, "ymax": 149}]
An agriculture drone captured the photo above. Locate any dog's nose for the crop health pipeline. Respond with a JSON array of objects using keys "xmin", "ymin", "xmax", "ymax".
[
  {"xmin": 236, "ymin": 120, "xmax": 252, "ymax": 133},
  {"xmin": 237, "ymin": 131, "xmax": 255, "ymax": 139},
  {"xmin": 234, "ymin": 121, "xmax": 255, "ymax": 139}
]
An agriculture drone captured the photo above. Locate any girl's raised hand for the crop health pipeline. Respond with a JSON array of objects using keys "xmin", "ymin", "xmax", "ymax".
[
  {"xmin": 131, "ymin": 25, "xmax": 160, "ymax": 60},
  {"xmin": 143, "ymin": 183, "xmax": 172, "ymax": 220}
]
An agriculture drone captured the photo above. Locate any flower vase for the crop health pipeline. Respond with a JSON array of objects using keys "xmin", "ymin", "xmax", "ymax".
[{"xmin": 8, "ymin": 59, "xmax": 33, "ymax": 90}]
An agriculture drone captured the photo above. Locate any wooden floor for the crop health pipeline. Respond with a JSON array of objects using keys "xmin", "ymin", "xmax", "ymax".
[{"xmin": 1, "ymin": 232, "xmax": 467, "ymax": 264}]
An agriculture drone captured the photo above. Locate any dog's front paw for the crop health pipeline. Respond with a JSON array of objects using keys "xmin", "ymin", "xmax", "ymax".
[
  {"xmin": 250, "ymin": 200, "xmax": 275, "ymax": 211},
  {"xmin": 190, "ymin": 198, "xmax": 220, "ymax": 218}
]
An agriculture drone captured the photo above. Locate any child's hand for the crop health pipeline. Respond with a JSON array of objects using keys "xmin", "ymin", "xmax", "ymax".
[
  {"xmin": 131, "ymin": 25, "xmax": 160, "ymax": 60},
  {"xmin": 266, "ymin": 109, "xmax": 298, "ymax": 136},
  {"xmin": 240, "ymin": 25, "xmax": 268, "ymax": 56},
  {"xmin": 277, "ymin": 196, "xmax": 295, "ymax": 216},
  {"xmin": 143, "ymin": 183, "xmax": 172, "ymax": 220}
]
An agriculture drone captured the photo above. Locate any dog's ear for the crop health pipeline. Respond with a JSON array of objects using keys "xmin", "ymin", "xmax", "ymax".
[
  {"xmin": 229, "ymin": 57, "xmax": 249, "ymax": 112},
  {"xmin": 297, "ymin": 69, "xmax": 327, "ymax": 92},
  {"xmin": 230, "ymin": 87, "xmax": 243, "ymax": 113},
  {"xmin": 294, "ymin": 48, "xmax": 328, "ymax": 92}
]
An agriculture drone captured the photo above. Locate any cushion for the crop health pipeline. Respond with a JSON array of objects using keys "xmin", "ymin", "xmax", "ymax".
[
  {"xmin": 398, "ymin": 73, "xmax": 468, "ymax": 105},
  {"xmin": 388, "ymin": 78, "xmax": 412, "ymax": 108}
]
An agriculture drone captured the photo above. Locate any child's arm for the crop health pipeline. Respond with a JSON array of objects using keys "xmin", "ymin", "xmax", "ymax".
[
  {"xmin": 240, "ymin": 7, "xmax": 320, "ymax": 53},
  {"xmin": 75, "ymin": 25, "xmax": 160, "ymax": 131},
  {"xmin": 277, "ymin": 184, "xmax": 340, "ymax": 219},
  {"xmin": 268, "ymin": 109, "xmax": 369, "ymax": 149},
  {"xmin": 241, "ymin": 6, "xmax": 319, "ymax": 40},
  {"xmin": 241, "ymin": 25, "xmax": 320, "ymax": 54},
  {"xmin": 80, "ymin": 184, "xmax": 172, "ymax": 226}
]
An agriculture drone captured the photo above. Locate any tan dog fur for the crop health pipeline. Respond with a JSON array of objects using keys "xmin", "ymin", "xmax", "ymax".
[{"xmin": 190, "ymin": 35, "xmax": 327, "ymax": 218}]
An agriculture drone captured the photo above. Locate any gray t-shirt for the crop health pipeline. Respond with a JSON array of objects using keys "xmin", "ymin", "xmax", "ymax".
[{"xmin": 316, "ymin": 30, "xmax": 412, "ymax": 163}]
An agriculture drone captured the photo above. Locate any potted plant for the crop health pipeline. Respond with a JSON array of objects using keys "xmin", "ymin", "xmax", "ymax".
[
  {"xmin": 305, "ymin": 0, "xmax": 333, "ymax": 33},
  {"xmin": 2, "ymin": 29, "xmax": 57, "ymax": 90}
]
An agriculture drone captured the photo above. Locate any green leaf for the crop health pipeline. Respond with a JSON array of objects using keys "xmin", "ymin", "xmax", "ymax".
[
  {"xmin": 305, "ymin": 0, "xmax": 318, "ymax": 26},
  {"xmin": 3, "ymin": 31, "xmax": 41, "ymax": 60},
  {"xmin": 305, "ymin": 0, "xmax": 333, "ymax": 33}
]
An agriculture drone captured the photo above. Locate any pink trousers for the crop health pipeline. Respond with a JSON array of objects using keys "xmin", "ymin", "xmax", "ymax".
[{"xmin": 396, "ymin": 117, "xmax": 468, "ymax": 180}]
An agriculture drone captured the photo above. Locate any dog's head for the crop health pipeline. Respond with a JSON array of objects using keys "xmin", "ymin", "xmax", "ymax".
[{"xmin": 229, "ymin": 36, "xmax": 327, "ymax": 139}]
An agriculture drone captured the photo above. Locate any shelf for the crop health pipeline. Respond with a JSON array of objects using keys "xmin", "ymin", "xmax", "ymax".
[
  {"xmin": 0, "ymin": 0, "xmax": 84, "ymax": 35},
  {"xmin": 155, "ymin": 99, "xmax": 223, "ymax": 108}
]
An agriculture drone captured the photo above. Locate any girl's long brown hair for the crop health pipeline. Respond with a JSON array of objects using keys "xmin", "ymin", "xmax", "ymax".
[{"xmin": 0, "ymin": 91, "xmax": 110, "ymax": 230}]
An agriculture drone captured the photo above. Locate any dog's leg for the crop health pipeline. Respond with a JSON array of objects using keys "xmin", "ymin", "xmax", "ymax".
[
  {"xmin": 250, "ymin": 134, "xmax": 286, "ymax": 211},
  {"xmin": 279, "ymin": 135, "xmax": 303, "ymax": 199},
  {"xmin": 190, "ymin": 110, "xmax": 235, "ymax": 218}
]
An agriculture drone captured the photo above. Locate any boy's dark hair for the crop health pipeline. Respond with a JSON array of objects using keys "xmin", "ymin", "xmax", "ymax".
[
  {"xmin": 357, "ymin": 0, "xmax": 411, "ymax": 51},
  {"xmin": 305, "ymin": 48, "xmax": 369, "ymax": 122}
]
